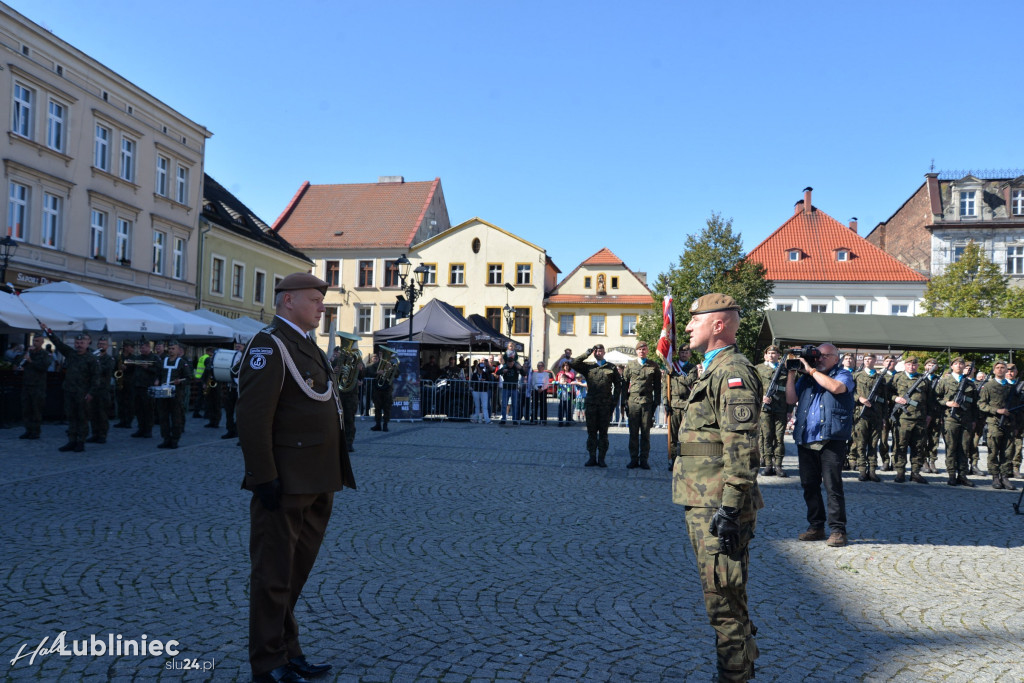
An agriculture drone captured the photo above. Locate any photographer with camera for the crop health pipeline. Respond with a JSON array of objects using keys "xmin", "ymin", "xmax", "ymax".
[{"xmin": 784, "ymin": 343, "xmax": 854, "ymax": 548}]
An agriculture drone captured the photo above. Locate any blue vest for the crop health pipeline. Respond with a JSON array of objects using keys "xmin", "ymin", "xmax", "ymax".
[{"xmin": 794, "ymin": 366, "xmax": 855, "ymax": 443}]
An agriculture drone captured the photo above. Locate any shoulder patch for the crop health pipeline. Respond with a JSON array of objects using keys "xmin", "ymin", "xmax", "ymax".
[
  {"xmin": 249, "ymin": 347, "xmax": 273, "ymax": 356},
  {"xmin": 249, "ymin": 354, "xmax": 267, "ymax": 370},
  {"xmin": 728, "ymin": 377, "xmax": 743, "ymax": 388}
]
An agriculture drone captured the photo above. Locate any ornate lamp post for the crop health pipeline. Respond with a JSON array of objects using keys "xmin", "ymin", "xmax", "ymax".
[
  {"xmin": 502, "ymin": 303, "xmax": 514, "ymax": 338},
  {"xmin": 0, "ymin": 235, "xmax": 18, "ymax": 287},
  {"xmin": 396, "ymin": 254, "xmax": 428, "ymax": 342}
]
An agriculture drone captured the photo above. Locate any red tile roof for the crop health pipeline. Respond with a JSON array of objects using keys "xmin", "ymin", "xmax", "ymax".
[
  {"xmin": 582, "ymin": 247, "xmax": 624, "ymax": 266},
  {"xmin": 747, "ymin": 204, "xmax": 927, "ymax": 282},
  {"xmin": 545, "ymin": 294, "xmax": 653, "ymax": 305},
  {"xmin": 273, "ymin": 178, "xmax": 442, "ymax": 249}
]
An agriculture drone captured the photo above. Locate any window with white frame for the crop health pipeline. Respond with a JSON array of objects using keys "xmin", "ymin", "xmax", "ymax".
[
  {"xmin": 210, "ymin": 256, "xmax": 225, "ymax": 294},
  {"xmin": 120, "ymin": 137, "xmax": 135, "ymax": 182},
  {"xmin": 41, "ymin": 192, "xmax": 60, "ymax": 248},
  {"xmin": 1007, "ymin": 246, "xmax": 1024, "ymax": 275},
  {"xmin": 175, "ymin": 165, "xmax": 189, "ymax": 204},
  {"xmin": 891, "ymin": 304, "xmax": 909, "ymax": 315},
  {"xmin": 46, "ymin": 100, "xmax": 65, "ymax": 152},
  {"xmin": 836, "ymin": 249, "xmax": 849, "ymax": 262},
  {"xmin": 232, "ymin": 263, "xmax": 244, "ymax": 298},
  {"xmin": 959, "ymin": 190, "xmax": 976, "ymax": 217},
  {"xmin": 590, "ymin": 314, "xmax": 605, "ymax": 335},
  {"xmin": 8, "ymin": 181, "xmax": 28, "ymax": 240},
  {"xmin": 1013, "ymin": 189, "xmax": 1024, "ymax": 216},
  {"xmin": 90, "ymin": 209, "xmax": 106, "ymax": 258},
  {"xmin": 621, "ymin": 314, "xmax": 637, "ymax": 336},
  {"xmin": 422, "ymin": 263, "xmax": 436, "ymax": 285},
  {"xmin": 382, "ymin": 306, "xmax": 397, "ymax": 329},
  {"xmin": 94, "ymin": 124, "xmax": 110, "ymax": 171},
  {"xmin": 355, "ymin": 305, "xmax": 372, "ymax": 334},
  {"xmin": 849, "ymin": 304, "xmax": 866, "ymax": 314},
  {"xmin": 172, "ymin": 237, "xmax": 185, "ymax": 280},
  {"xmin": 952, "ymin": 244, "xmax": 967, "ymax": 262},
  {"xmin": 449, "ymin": 263, "xmax": 464, "ymax": 285},
  {"xmin": 775, "ymin": 304, "xmax": 793, "ymax": 311},
  {"xmin": 254, "ymin": 270, "xmax": 266, "ymax": 304},
  {"xmin": 810, "ymin": 304, "xmax": 828, "ymax": 313},
  {"xmin": 152, "ymin": 231, "xmax": 165, "ymax": 275},
  {"xmin": 559, "ymin": 313, "xmax": 574, "ymax": 335},
  {"xmin": 115, "ymin": 218, "xmax": 131, "ymax": 262},
  {"xmin": 516, "ymin": 263, "xmax": 532, "ymax": 285},
  {"xmin": 787, "ymin": 250, "xmax": 800, "ymax": 261},
  {"xmin": 488, "ymin": 263, "xmax": 503, "ymax": 285},
  {"xmin": 155, "ymin": 156, "xmax": 169, "ymax": 196},
  {"xmin": 12, "ymin": 82, "xmax": 32, "ymax": 138}
]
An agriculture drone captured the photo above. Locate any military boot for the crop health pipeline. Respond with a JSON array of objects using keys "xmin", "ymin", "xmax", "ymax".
[
  {"xmin": 584, "ymin": 453, "xmax": 598, "ymax": 467},
  {"xmin": 72, "ymin": 441, "xmax": 85, "ymax": 453},
  {"xmin": 894, "ymin": 469, "xmax": 906, "ymax": 483},
  {"xmin": 858, "ymin": 468, "xmax": 869, "ymax": 482},
  {"xmin": 58, "ymin": 441, "xmax": 76, "ymax": 452},
  {"xmin": 947, "ymin": 473, "xmax": 958, "ymax": 486},
  {"xmin": 957, "ymin": 473, "xmax": 975, "ymax": 487},
  {"xmin": 1002, "ymin": 475, "xmax": 1016, "ymax": 491},
  {"xmin": 597, "ymin": 451, "xmax": 607, "ymax": 468},
  {"xmin": 626, "ymin": 458, "xmax": 640, "ymax": 469},
  {"xmin": 910, "ymin": 471, "xmax": 929, "ymax": 484},
  {"xmin": 776, "ymin": 463, "xmax": 788, "ymax": 478},
  {"xmin": 868, "ymin": 468, "xmax": 881, "ymax": 482},
  {"xmin": 992, "ymin": 475, "xmax": 1005, "ymax": 489}
]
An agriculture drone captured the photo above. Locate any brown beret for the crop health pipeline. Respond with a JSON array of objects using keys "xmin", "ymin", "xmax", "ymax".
[
  {"xmin": 275, "ymin": 272, "xmax": 329, "ymax": 295},
  {"xmin": 950, "ymin": 356, "xmax": 965, "ymax": 364},
  {"xmin": 689, "ymin": 293, "xmax": 740, "ymax": 315}
]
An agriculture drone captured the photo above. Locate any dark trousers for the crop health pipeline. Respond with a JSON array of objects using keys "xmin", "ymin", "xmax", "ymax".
[
  {"xmin": 531, "ymin": 390, "xmax": 548, "ymax": 421},
  {"xmin": 249, "ymin": 491, "xmax": 333, "ymax": 677},
  {"xmin": 627, "ymin": 400, "xmax": 654, "ymax": 464},
  {"xmin": 585, "ymin": 404, "xmax": 613, "ymax": 456},
  {"xmin": 116, "ymin": 384, "xmax": 134, "ymax": 426},
  {"xmin": 224, "ymin": 386, "xmax": 238, "ymax": 435},
  {"xmin": 797, "ymin": 439, "xmax": 847, "ymax": 534},
  {"xmin": 134, "ymin": 386, "xmax": 155, "ymax": 434},
  {"xmin": 373, "ymin": 388, "xmax": 392, "ymax": 426},
  {"xmin": 340, "ymin": 390, "xmax": 358, "ymax": 448},
  {"xmin": 89, "ymin": 389, "xmax": 111, "ymax": 439},
  {"xmin": 205, "ymin": 384, "xmax": 222, "ymax": 426},
  {"xmin": 22, "ymin": 384, "xmax": 45, "ymax": 436}
]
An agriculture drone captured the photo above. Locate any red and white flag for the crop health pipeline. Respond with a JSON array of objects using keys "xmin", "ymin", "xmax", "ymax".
[{"xmin": 656, "ymin": 295, "xmax": 680, "ymax": 371}]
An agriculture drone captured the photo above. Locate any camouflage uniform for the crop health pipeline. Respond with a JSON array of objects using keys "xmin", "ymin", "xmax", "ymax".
[
  {"xmin": 47, "ymin": 334, "xmax": 100, "ymax": 450},
  {"xmin": 665, "ymin": 362, "xmax": 696, "ymax": 469},
  {"xmin": 852, "ymin": 368, "xmax": 886, "ymax": 479},
  {"xmin": 88, "ymin": 348, "xmax": 116, "ymax": 442},
  {"xmin": 755, "ymin": 362, "xmax": 787, "ymax": 473},
  {"xmin": 1005, "ymin": 381, "xmax": 1024, "ymax": 476},
  {"xmin": 570, "ymin": 350, "xmax": 623, "ymax": 466},
  {"xmin": 623, "ymin": 358, "xmax": 661, "ymax": 468},
  {"xmin": 924, "ymin": 372, "xmax": 944, "ymax": 471},
  {"xmin": 978, "ymin": 379, "xmax": 1015, "ymax": 484},
  {"xmin": 19, "ymin": 345, "xmax": 51, "ymax": 438},
  {"xmin": 673, "ymin": 345, "xmax": 763, "ymax": 682},
  {"xmin": 890, "ymin": 372, "xmax": 931, "ymax": 480},
  {"xmin": 881, "ymin": 370, "xmax": 898, "ymax": 469},
  {"xmin": 934, "ymin": 372, "xmax": 977, "ymax": 482}
]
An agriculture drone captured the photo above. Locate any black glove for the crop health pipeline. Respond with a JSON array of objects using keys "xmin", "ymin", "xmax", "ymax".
[
  {"xmin": 253, "ymin": 479, "xmax": 282, "ymax": 511},
  {"xmin": 587, "ymin": 347, "xmax": 595, "ymax": 356},
  {"xmin": 708, "ymin": 506, "xmax": 741, "ymax": 555}
]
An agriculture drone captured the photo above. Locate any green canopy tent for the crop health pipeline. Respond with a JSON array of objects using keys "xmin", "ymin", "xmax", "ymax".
[{"xmin": 757, "ymin": 311, "xmax": 1024, "ymax": 354}]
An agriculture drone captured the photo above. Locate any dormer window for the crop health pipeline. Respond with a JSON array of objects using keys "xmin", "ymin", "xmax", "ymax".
[
  {"xmin": 787, "ymin": 249, "xmax": 801, "ymax": 262},
  {"xmin": 836, "ymin": 249, "xmax": 849, "ymax": 262},
  {"xmin": 960, "ymin": 190, "xmax": 977, "ymax": 217}
]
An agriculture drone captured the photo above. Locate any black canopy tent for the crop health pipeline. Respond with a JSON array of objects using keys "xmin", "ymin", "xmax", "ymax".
[
  {"xmin": 466, "ymin": 314, "xmax": 523, "ymax": 352},
  {"xmin": 373, "ymin": 299, "xmax": 502, "ymax": 349},
  {"xmin": 757, "ymin": 311, "xmax": 1024, "ymax": 354}
]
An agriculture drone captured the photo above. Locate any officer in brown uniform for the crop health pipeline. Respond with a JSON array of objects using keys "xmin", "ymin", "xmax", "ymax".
[
  {"xmin": 673, "ymin": 294, "xmax": 762, "ymax": 683},
  {"xmin": 623, "ymin": 340, "xmax": 661, "ymax": 469},
  {"xmin": 237, "ymin": 273, "xmax": 356, "ymax": 683}
]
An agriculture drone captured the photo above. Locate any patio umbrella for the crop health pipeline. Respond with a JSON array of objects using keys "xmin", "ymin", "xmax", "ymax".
[
  {"xmin": 119, "ymin": 296, "xmax": 233, "ymax": 341},
  {"xmin": 20, "ymin": 282, "xmax": 175, "ymax": 336},
  {"xmin": 0, "ymin": 289, "xmax": 82, "ymax": 332},
  {"xmin": 192, "ymin": 309, "xmax": 266, "ymax": 343}
]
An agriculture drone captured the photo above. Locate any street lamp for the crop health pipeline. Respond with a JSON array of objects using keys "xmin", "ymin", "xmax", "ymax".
[
  {"xmin": 0, "ymin": 235, "xmax": 18, "ymax": 286},
  {"xmin": 503, "ymin": 303, "xmax": 514, "ymax": 338},
  {"xmin": 396, "ymin": 253, "xmax": 428, "ymax": 342}
]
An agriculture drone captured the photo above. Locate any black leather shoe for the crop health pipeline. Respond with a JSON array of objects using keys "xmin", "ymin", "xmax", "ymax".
[
  {"xmin": 157, "ymin": 440, "xmax": 172, "ymax": 449},
  {"xmin": 85, "ymin": 436, "xmax": 105, "ymax": 444},
  {"xmin": 58, "ymin": 441, "xmax": 75, "ymax": 452},
  {"xmin": 288, "ymin": 655, "xmax": 332, "ymax": 678},
  {"xmin": 253, "ymin": 663, "xmax": 310, "ymax": 682},
  {"xmin": 221, "ymin": 431, "xmax": 237, "ymax": 439},
  {"xmin": 370, "ymin": 425, "xmax": 382, "ymax": 431}
]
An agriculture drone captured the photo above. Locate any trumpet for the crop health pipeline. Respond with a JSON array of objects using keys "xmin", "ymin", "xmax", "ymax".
[
  {"xmin": 376, "ymin": 346, "xmax": 399, "ymax": 387},
  {"xmin": 123, "ymin": 358, "xmax": 157, "ymax": 367}
]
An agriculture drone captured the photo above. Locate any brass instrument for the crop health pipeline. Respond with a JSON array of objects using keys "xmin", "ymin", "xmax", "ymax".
[
  {"xmin": 376, "ymin": 345, "xmax": 399, "ymax": 387},
  {"xmin": 334, "ymin": 331, "xmax": 363, "ymax": 393},
  {"xmin": 122, "ymin": 358, "xmax": 157, "ymax": 367}
]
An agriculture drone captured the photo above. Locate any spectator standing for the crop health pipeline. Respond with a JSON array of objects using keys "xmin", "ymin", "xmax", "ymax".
[
  {"xmin": 555, "ymin": 365, "xmax": 576, "ymax": 426},
  {"xmin": 469, "ymin": 361, "xmax": 493, "ymax": 424},
  {"xmin": 528, "ymin": 361, "xmax": 553, "ymax": 424},
  {"xmin": 495, "ymin": 355, "xmax": 526, "ymax": 425}
]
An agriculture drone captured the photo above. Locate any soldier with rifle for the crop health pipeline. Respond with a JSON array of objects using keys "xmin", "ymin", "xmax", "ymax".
[
  {"xmin": 852, "ymin": 353, "xmax": 886, "ymax": 482},
  {"xmin": 922, "ymin": 358, "xmax": 944, "ymax": 474},
  {"xmin": 1006, "ymin": 364, "xmax": 1024, "ymax": 478},
  {"xmin": 756, "ymin": 345, "xmax": 789, "ymax": 477},
  {"xmin": 878, "ymin": 355, "xmax": 898, "ymax": 471},
  {"xmin": 934, "ymin": 356, "xmax": 977, "ymax": 487},
  {"xmin": 977, "ymin": 359, "xmax": 1017, "ymax": 490},
  {"xmin": 890, "ymin": 357, "xmax": 935, "ymax": 483}
]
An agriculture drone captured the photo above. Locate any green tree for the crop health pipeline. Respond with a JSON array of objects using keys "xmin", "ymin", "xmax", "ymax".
[{"xmin": 638, "ymin": 212, "xmax": 773, "ymax": 359}]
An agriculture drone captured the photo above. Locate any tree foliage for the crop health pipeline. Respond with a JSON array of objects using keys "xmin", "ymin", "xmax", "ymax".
[{"xmin": 637, "ymin": 212, "xmax": 773, "ymax": 359}]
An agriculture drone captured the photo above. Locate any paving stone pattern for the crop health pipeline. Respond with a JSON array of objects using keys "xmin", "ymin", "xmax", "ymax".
[{"xmin": 1, "ymin": 417, "xmax": 1023, "ymax": 682}]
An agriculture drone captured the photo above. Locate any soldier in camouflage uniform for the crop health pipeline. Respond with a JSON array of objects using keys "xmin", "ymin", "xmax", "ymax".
[
  {"xmin": 934, "ymin": 356, "xmax": 977, "ymax": 487},
  {"xmin": 623, "ymin": 340, "xmax": 661, "ymax": 469},
  {"xmin": 43, "ymin": 327, "xmax": 100, "ymax": 453},
  {"xmin": 87, "ymin": 336, "xmax": 116, "ymax": 444},
  {"xmin": 155, "ymin": 340, "xmax": 192, "ymax": 449},
  {"xmin": 977, "ymin": 360, "xmax": 1016, "ymax": 490},
  {"xmin": 570, "ymin": 344, "xmax": 623, "ymax": 468},
  {"xmin": 851, "ymin": 353, "xmax": 885, "ymax": 482},
  {"xmin": 921, "ymin": 359, "xmax": 944, "ymax": 474},
  {"xmin": 1005, "ymin": 365, "xmax": 1024, "ymax": 478},
  {"xmin": 15, "ymin": 335, "xmax": 51, "ymax": 439},
  {"xmin": 879, "ymin": 355, "xmax": 898, "ymax": 470},
  {"xmin": 664, "ymin": 346, "xmax": 696, "ymax": 471},
  {"xmin": 756, "ymin": 345, "xmax": 789, "ymax": 477},
  {"xmin": 890, "ymin": 357, "xmax": 932, "ymax": 484},
  {"xmin": 131, "ymin": 340, "xmax": 160, "ymax": 438},
  {"xmin": 673, "ymin": 294, "xmax": 761, "ymax": 683}
]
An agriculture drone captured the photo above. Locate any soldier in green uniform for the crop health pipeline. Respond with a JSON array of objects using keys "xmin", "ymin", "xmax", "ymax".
[
  {"xmin": 569, "ymin": 344, "xmax": 623, "ymax": 468},
  {"xmin": 756, "ymin": 345, "xmax": 789, "ymax": 477},
  {"xmin": 15, "ymin": 335, "xmax": 51, "ymax": 439},
  {"xmin": 155, "ymin": 340, "xmax": 192, "ymax": 449},
  {"xmin": 890, "ymin": 357, "xmax": 932, "ymax": 483},
  {"xmin": 1005, "ymin": 364, "xmax": 1024, "ymax": 477},
  {"xmin": 934, "ymin": 356, "xmax": 977, "ymax": 487},
  {"xmin": 623, "ymin": 340, "xmax": 661, "ymax": 469},
  {"xmin": 43, "ymin": 327, "xmax": 100, "ymax": 453},
  {"xmin": 331, "ymin": 332, "xmax": 363, "ymax": 452},
  {"xmin": 114, "ymin": 340, "xmax": 136, "ymax": 428},
  {"xmin": 664, "ymin": 346, "xmax": 696, "ymax": 471},
  {"xmin": 977, "ymin": 360, "xmax": 1016, "ymax": 490},
  {"xmin": 673, "ymin": 293, "xmax": 761, "ymax": 683},
  {"xmin": 921, "ymin": 359, "xmax": 944, "ymax": 474},
  {"xmin": 851, "ymin": 353, "xmax": 885, "ymax": 482},
  {"xmin": 879, "ymin": 355, "xmax": 898, "ymax": 470},
  {"xmin": 86, "ymin": 336, "xmax": 116, "ymax": 444},
  {"xmin": 131, "ymin": 340, "xmax": 160, "ymax": 438}
]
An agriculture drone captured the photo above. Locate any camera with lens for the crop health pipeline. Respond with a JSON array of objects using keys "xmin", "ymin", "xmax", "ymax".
[{"xmin": 785, "ymin": 344, "xmax": 821, "ymax": 370}]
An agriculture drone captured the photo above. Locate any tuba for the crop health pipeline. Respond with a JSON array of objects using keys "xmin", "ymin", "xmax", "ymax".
[
  {"xmin": 376, "ymin": 346, "xmax": 399, "ymax": 387},
  {"xmin": 334, "ymin": 331, "xmax": 363, "ymax": 393}
]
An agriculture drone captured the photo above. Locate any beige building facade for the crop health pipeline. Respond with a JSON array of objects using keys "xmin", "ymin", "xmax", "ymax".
[{"xmin": 0, "ymin": 2, "xmax": 211, "ymax": 307}]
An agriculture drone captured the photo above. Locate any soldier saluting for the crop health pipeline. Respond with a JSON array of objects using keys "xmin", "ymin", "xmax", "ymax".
[
  {"xmin": 569, "ymin": 343, "xmax": 623, "ymax": 467},
  {"xmin": 41, "ymin": 326, "xmax": 100, "ymax": 453}
]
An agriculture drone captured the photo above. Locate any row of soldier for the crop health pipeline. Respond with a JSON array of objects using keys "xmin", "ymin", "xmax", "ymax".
[{"xmin": 14, "ymin": 327, "xmax": 245, "ymax": 452}]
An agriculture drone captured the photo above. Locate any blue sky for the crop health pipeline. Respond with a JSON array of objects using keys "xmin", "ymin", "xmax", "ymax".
[{"xmin": 18, "ymin": 1, "xmax": 1024, "ymax": 284}]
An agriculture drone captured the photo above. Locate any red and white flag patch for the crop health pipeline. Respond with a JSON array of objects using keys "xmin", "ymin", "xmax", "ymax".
[{"xmin": 727, "ymin": 377, "xmax": 743, "ymax": 389}]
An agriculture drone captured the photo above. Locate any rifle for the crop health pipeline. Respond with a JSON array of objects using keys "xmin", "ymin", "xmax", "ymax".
[
  {"xmin": 890, "ymin": 373, "xmax": 930, "ymax": 421},
  {"xmin": 997, "ymin": 380, "xmax": 1024, "ymax": 429},
  {"xmin": 857, "ymin": 370, "xmax": 887, "ymax": 420},
  {"xmin": 947, "ymin": 373, "xmax": 972, "ymax": 422},
  {"xmin": 763, "ymin": 363, "xmax": 786, "ymax": 406}
]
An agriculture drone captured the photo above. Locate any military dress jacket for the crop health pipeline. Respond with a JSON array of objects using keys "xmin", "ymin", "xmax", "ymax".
[
  {"xmin": 569, "ymin": 352, "xmax": 622, "ymax": 408},
  {"xmin": 673, "ymin": 345, "xmax": 764, "ymax": 512},
  {"xmin": 755, "ymin": 362, "xmax": 787, "ymax": 416},
  {"xmin": 623, "ymin": 359, "xmax": 661, "ymax": 407},
  {"xmin": 934, "ymin": 372, "xmax": 977, "ymax": 424},
  {"xmin": 48, "ymin": 336, "xmax": 100, "ymax": 397},
  {"xmin": 890, "ymin": 372, "xmax": 931, "ymax": 422},
  {"xmin": 853, "ymin": 368, "xmax": 888, "ymax": 422},
  {"xmin": 237, "ymin": 317, "xmax": 356, "ymax": 494}
]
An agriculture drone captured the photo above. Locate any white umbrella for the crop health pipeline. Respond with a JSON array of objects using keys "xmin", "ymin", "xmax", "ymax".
[
  {"xmin": 604, "ymin": 349, "xmax": 636, "ymax": 365},
  {"xmin": 20, "ymin": 282, "xmax": 176, "ymax": 336},
  {"xmin": 0, "ymin": 289, "xmax": 82, "ymax": 332},
  {"xmin": 119, "ymin": 296, "xmax": 233, "ymax": 341},
  {"xmin": 192, "ymin": 308, "xmax": 266, "ymax": 343}
]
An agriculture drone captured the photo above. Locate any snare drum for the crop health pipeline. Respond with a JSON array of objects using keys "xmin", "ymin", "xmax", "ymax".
[
  {"xmin": 148, "ymin": 384, "xmax": 176, "ymax": 399},
  {"xmin": 211, "ymin": 348, "xmax": 241, "ymax": 383}
]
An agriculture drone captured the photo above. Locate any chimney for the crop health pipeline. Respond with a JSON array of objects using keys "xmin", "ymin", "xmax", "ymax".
[
  {"xmin": 849, "ymin": 217, "xmax": 858, "ymax": 233},
  {"xmin": 803, "ymin": 186, "xmax": 813, "ymax": 214},
  {"xmin": 378, "ymin": 175, "xmax": 405, "ymax": 184},
  {"xmin": 794, "ymin": 199, "xmax": 804, "ymax": 216}
]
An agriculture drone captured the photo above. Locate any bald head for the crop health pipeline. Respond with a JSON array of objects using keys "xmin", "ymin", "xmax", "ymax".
[{"xmin": 685, "ymin": 308, "xmax": 739, "ymax": 354}]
